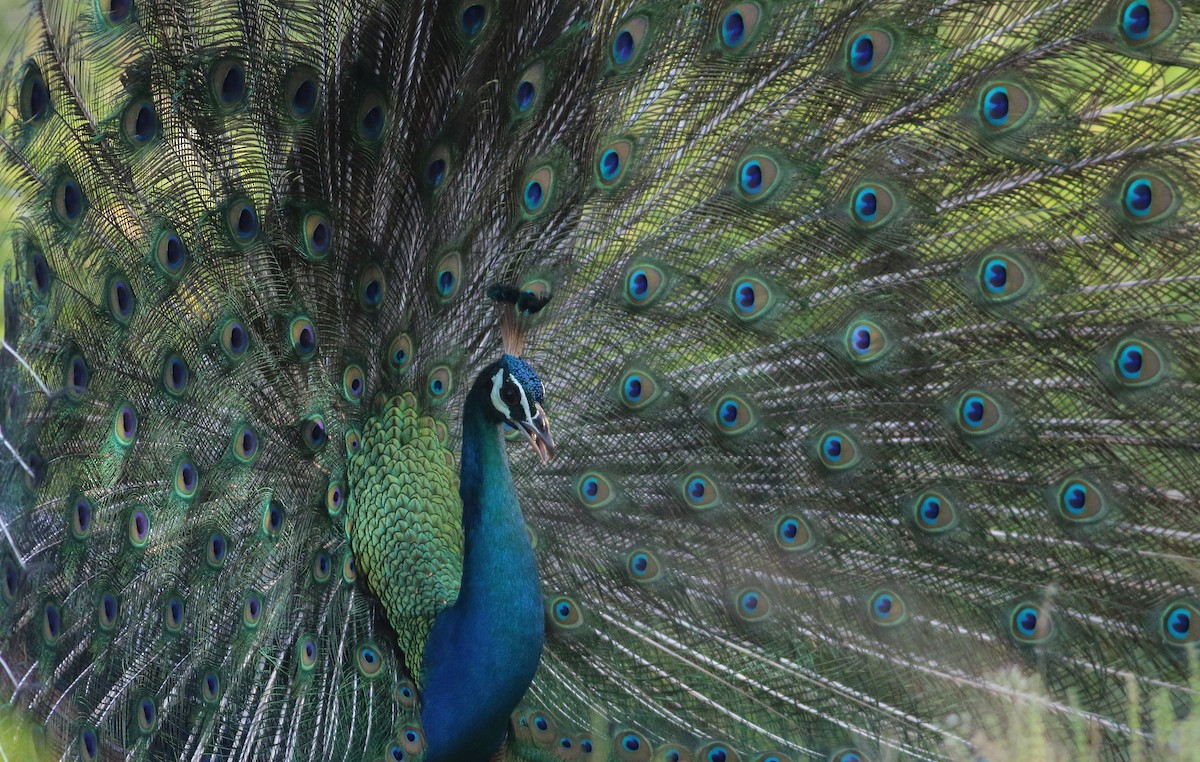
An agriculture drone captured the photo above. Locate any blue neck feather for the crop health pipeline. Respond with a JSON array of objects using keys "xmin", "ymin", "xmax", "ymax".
[{"xmin": 419, "ymin": 379, "xmax": 546, "ymax": 762}]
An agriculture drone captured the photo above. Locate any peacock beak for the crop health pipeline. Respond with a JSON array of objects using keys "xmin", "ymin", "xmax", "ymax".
[{"xmin": 516, "ymin": 404, "xmax": 555, "ymax": 464}]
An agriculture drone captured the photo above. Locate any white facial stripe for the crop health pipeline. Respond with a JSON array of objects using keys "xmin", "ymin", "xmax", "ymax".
[
  {"xmin": 490, "ymin": 368, "xmax": 533, "ymax": 422},
  {"xmin": 490, "ymin": 369, "xmax": 506, "ymax": 416}
]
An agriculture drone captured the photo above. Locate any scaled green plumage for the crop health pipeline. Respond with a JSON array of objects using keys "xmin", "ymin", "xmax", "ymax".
[{"xmin": 0, "ymin": 0, "xmax": 1198, "ymax": 760}]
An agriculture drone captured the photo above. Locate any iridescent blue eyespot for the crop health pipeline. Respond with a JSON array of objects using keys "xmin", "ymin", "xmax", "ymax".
[
  {"xmin": 715, "ymin": 2, "xmax": 763, "ymax": 51},
  {"xmin": 107, "ymin": 277, "xmax": 134, "ymax": 323},
  {"xmin": 388, "ymin": 333, "xmax": 412, "ymax": 373},
  {"xmin": 699, "ymin": 743, "xmax": 734, "ymax": 762},
  {"xmin": 1054, "ymin": 477, "xmax": 1108, "ymax": 524},
  {"xmin": 977, "ymin": 82, "xmax": 1034, "ymax": 133},
  {"xmin": 846, "ymin": 29, "xmax": 892, "ymax": 77},
  {"xmin": 232, "ymin": 424, "xmax": 258, "ymax": 462},
  {"xmin": 428, "ymin": 366, "xmax": 452, "ymax": 402},
  {"xmin": 831, "ymin": 750, "xmax": 865, "ymax": 762},
  {"xmin": 201, "ymin": 671, "xmax": 221, "ymax": 703},
  {"xmin": 600, "ymin": 149, "xmax": 621, "ymax": 181},
  {"xmin": 221, "ymin": 320, "xmax": 249, "ymax": 359},
  {"xmin": 1124, "ymin": 1, "xmax": 1151, "ymax": 38},
  {"xmin": 850, "ymin": 34, "xmax": 874, "ymax": 71},
  {"xmin": 164, "ymin": 596, "xmax": 184, "ymax": 632},
  {"xmin": 624, "ymin": 374, "xmax": 642, "ymax": 402},
  {"xmin": 43, "ymin": 601, "xmax": 62, "ymax": 642},
  {"xmin": 610, "ymin": 16, "xmax": 648, "ymax": 68},
  {"xmin": 27, "ymin": 251, "xmax": 51, "ymax": 298},
  {"xmin": 524, "ymin": 180, "xmax": 543, "ymax": 209},
  {"xmin": 113, "ymin": 404, "xmax": 138, "ymax": 446},
  {"xmin": 356, "ymin": 94, "xmax": 387, "ymax": 141},
  {"xmin": 1010, "ymin": 602, "xmax": 1051, "ymax": 643},
  {"xmin": 818, "ymin": 430, "xmax": 860, "ymax": 470},
  {"xmin": 683, "ymin": 472, "xmax": 719, "ymax": 508},
  {"xmin": 548, "ymin": 595, "xmax": 583, "ymax": 628},
  {"xmin": 461, "ymin": 4, "xmax": 486, "ymax": 37},
  {"xmin": 313, "ymin": 552, "xmax": 332, "ymax": 583},
  {"xmin": 976, "ymin": 253, "xmax": 1031, "ymax": 303},
  {"xmin": 736, "ymin": 155, "xmax": 778, "ymax": 200},
  {"xmin": 620, "ymin": 370, "xmax": 659, "ymax": 409},
  {"xmin": 342, "ymin": 364, "xmax": 365, "ymax": 402},
  {"xmin": 175, "ymin": 458, "xmax": 198, "ymax": 498},
  {"xmin": 356, "ymin": 643, "xmax": 384, "ymax": 677},
  {"xmin": 729, "ymin": 276, "xmax": 772, "ymax": 320},
  {"xmin": 868, "ymin": 589, "xmax": 907, "ymax": 626},
  {"xmin": 625, "ymin": 263, "xmax": 665, "ymax": 306},
  {"xmin": 358, "ymin": 265, "xmax": 385, "ymax": 311},
  {"xmin": 1162, "ymin": 602, "xmax": 1200, "ymax": 645},
  {"xmin": 19, "ymin": 63, "xmax": 49, "ymax": 123},
  {"xmin": 595, "ymin": 140, "xmax": 633, "ymax": 188},
  {"xmin": 515, "ymin": 80, "xmax": 535, "ymax": 111},
  {"xmin": 67, "ymin": 353, "xmax": 90, "ymax": 399},
  {"xmin": 616, "ymin": 730, "xmax": 647, "ymax": 755},
  {"xmin": 626, "ymin": 549, "xmax": 662, "ymax": 583},
  {"xmin": 207, "ymin": 533, "xmax": 228, "ymax": 568},
  {"xmin": 156, "ymin": 230, "xmax": 187, "ymax": 277},
  {"xmin": 212, "ymin": 59, "xmax": 245, "ymax": 107},
  {"xmin": 1111, "ymin": 339, "xmax": 1164, "ymax": 387},
  {"xmin": 227, "ymin": 200, "xmax": 258, "ymax": 243},
  {"xmin": 737, "ymin": 588, "xmax": 770, "ymax": 621},
  {"xmin": 137, "ymin": 697, "xmax": 156, "ymax": 733},
  {"xmin": 741, "ymin": 160, "xmax": 762, "ymax": 194},
  {"xmin": 54, "ymin": 176, "xmax": 85, "ymax": 223},
  {"xmin": 1120, "ymin": 1, "xmax": 1177, "ymax": 46},
  {"xmin": 123, "ymin": 98, "xmax": 158, "ymax": 145},
  {"xmin": 722, "ymin": 10, "xmax": 745, "ymax": 47},
  {"xmin": 577, "ymin": 472, "xmax": 615, "ymax": 508},
  {"xmin": 912, "ymin": 491, "xmax": 957, "ymax": 533},
  {"xmin": 98, "ymin": 592, "xmax": 119, "ymax": 630},
  {"xmin": 104, "ymin": 0, "xmax": 132, "ymax": 23},
  {"xmin": 522, "ymin": 167, "xmax": 554, "ymax": 216},
  {"xmin": 845, "ymin": 320, "xmax": 886, "ymax": 362},
  {"xmin": 427, "ymin": 158, "xmax": 446, "ymax": 187},
  {"xmin": 286, "ymin": 67, "xmax": 319, "ymax": 118},
  {"xmin": 956, "ymin": 391, "xmax": 1002, "ymax": 435},
  {"xmin": 714, "ymin": 394, "xmax": 753, "ymax": 434},
  {"xmin": 70, "ymin": 495, "xmax": 93, "ymax": 539},
  {"xmin": 851, "ymin": 184, "xmax": 895, "ymax": 226},
  {"xmin": 300, "ymin": 415, "xmax": 326, "ymax": 452},
  {"xmin": 298, "ymin": 635, "xmax": 318, "ymax": 670},
  {"xmin": 262, "ymin": 499, "xmax": 284, "ymax": 537},
  {"xmin": 1126, "ymin": 178, "xmax": 1152, "ymax": 216},
  {"xmin": 774, "ymin": 514, "xmax": 815, "ymax": 551},
  {"xmin": 79, "ymin": 728, "xmax": 98, "ymax": 761},
  {"xmin": 983, "ymin": 86, "xmax": 1009, "ymax": 124},
  {"xmin": 1121, "ymin": 172, "xmax": 1177, "ymax": 222}
]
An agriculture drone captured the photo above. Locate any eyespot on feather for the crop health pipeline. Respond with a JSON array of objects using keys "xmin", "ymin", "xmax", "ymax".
[
  {"xmin": 610, "ymin": 16, "xmax": 649, "ymax": 69},
  {"xmin": 846, "ymin": 29, "xmax": 893, "ymax": 77},
  {"xmin": 1118, "ymin": 0, "xmax": 1178, "ymax": 47}
]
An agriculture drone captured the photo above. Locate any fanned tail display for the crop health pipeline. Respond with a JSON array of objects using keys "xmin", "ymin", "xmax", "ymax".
[{"xmin": 0, "ymin": 0, "xmax": 1198, "ymax": 760}]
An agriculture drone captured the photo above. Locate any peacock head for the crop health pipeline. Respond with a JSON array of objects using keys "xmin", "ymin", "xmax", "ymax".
[{"xmin": 486, "ymin": 354, "xmax": 555, "ymax": 463}]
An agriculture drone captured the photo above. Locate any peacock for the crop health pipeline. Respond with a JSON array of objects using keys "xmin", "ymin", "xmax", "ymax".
[{"xmin": 0, "ymin": 0, "xmax": 1197, "ymax": 759}]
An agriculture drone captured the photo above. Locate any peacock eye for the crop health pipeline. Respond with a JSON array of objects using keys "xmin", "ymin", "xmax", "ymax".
[{"xmin": 501, "ymin": 383, "xmax": 521, "ymax": 406}]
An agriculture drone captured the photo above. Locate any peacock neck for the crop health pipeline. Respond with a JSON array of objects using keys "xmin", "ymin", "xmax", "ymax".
[{"xmin": 419, "ymin": 382, "xmax": 545, "ymax": 762}]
